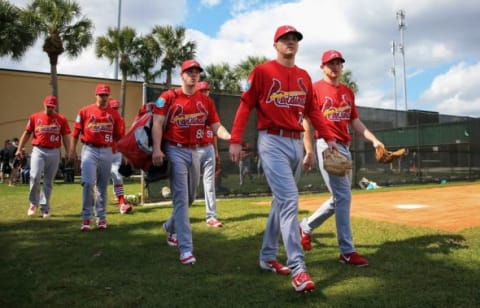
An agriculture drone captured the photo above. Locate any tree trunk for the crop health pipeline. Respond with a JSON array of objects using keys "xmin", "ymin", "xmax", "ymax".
[
  {"xmin": 44, "ymin": 33, "xmax": 62, "ymax": 112},
  {"xmin": 166, "ymin": 68, "xmax": 172, "ymax": 88},
  {"xmin": 50, "ymin": 62, "xmax": 59, "ymax": 112}
]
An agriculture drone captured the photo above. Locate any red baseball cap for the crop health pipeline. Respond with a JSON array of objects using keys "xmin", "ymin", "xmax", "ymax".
[
  {"xmin": 321, "ymin": 50, "xmax": 345, "ymax": 65},
  {"xmin": 196, "ymin": 81, "xmax": 210, "ymax": 91},
  {"xmin": 95, "ymin": 84, "xmax": 111, "ymax": 95},
  {"xmin": 274, "ymin": 25, "xmax": 303, "ymax": 42},
  {"xmin": 109, "ymin": 99, "xmax": 120, "ymax": 109},
  {"xmin": 181, "ymin": 59, "xmax": 203, "ymax": 73},
  {"xmin": 43, "ymin": 95, "xmax": 58, "ymax": 108}
]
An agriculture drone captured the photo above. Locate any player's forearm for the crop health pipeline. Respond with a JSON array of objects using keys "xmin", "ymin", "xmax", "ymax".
[
  {"xmin": 211, "ymin": 123, "xmax": 231, "ymax": 141},
  {"xmin": 63, "ymin": 135, "xmax": 72, "ymax": 153},
  {"xmin": 70, "ymin": 137, "xmax": 79, "ymax": 153},
  {"xmin": 230, "ymin": 102, "xmax": 251, "ymax": 144},
  {"xmin": 302, "ymin": 118, "xmax": 315, "ymax": 154},
  {"xmin": 352, "ymin": 119, "xmax": 381, "ymax": 147},
  {"xmin": 16, "ymin": 131, "xmax": 31, "ymax": 153},
  {"xmin": 364, "ymin": 129, "xmax": 382, "ymax": 147},
  {"xmin": 151, "ymin": 115, "xmax": 164, "ymax": 152}
]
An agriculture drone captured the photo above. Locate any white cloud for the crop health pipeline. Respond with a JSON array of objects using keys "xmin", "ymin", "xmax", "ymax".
[
  {"xmin": 201, "ymin": 0, "xmax": 222, "ymax": 8},
  {"xmin": 419, "ymin": 62, "xmax": 480, "ymax": 116},
  {"xmin": 431, "ymin": 44, "xmax": 453, "ymax": 60},
  {"xmin": 438, "ymin": 96, "xmax": 480, "ymax": 117},
  {"xmin": 357, "ymin": 89, "xmax": 397, "ymax": 110},
  {"xmin": 2, "ymin": 0, "xmax": 480, "ymax": 116},
  {"xmin": 230, "ymin": 0, "xmax": 261, "ymax": 15},
  {"xmin": 1, "ymin": 1, "xmax": 186, "ymax": 78}
]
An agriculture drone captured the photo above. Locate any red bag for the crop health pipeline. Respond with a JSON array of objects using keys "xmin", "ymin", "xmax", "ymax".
[{"xmin": 117, "ymin": 103, "xmax": 155, "ymax": 171}]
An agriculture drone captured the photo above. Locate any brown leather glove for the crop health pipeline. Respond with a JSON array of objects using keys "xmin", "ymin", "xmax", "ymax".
[
  {"xmin": 323, "ymin": 148, "xmax": 352, "ymax": 176},
  {"xmin": 375, "ymin": 146, "xmax": 408, "ymax": 164}
]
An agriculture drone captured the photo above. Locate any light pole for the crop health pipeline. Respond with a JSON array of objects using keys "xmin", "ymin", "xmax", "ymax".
[
  {"xmin": 396, "ymin": 9, "xmax": 407, "ymax": 111},
  {"xmin": 391, "ymin": 40, "xmax": 398, "ymax": 127},
  {"xmin": 114, "ymin": 0, "xmax": 122, "ymax": 79}
]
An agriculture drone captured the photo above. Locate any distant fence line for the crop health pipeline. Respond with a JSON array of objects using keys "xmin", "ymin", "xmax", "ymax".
[{"xmin": 142, "ymin": 84, "xmax": 479, "ymax": 200}]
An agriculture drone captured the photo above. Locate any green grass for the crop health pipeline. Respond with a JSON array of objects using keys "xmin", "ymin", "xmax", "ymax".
[{"xmin": 1, "ymin": 181, "xmax": 479, "ymax": 307}]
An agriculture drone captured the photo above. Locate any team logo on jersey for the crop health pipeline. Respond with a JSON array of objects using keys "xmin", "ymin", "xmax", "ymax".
[
  {"xmin": 35, "ymin": 118, "xmax": 61, "ymax": 134},
  {"xmin": 156, "ymin": 97, "xmax": 166, "ymax": 108},
  {"xmin": 75, "ymin": 115, "xmax": 81, "ymax": 123},
  {"xmin": 86, "ymin": 114, "xmax": 114, "ymax": 132},
  {"xmin": 169, "ymin": 102, "xmax": 208, "ymax": 128},
  {"xmin": 266, "ymin": 78, "xmax": 307, "ymax": 108},
  {"xmin": 321, "ymin": 95, "xmax": 352, "ymax": 122}
]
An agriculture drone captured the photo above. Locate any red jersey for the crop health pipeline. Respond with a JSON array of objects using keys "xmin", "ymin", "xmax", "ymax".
[
  {"xmin": 202, "ymin": 126, "xmax": 215, "ymax": 144},
  {"xmin": 199, "ymin": 93, "xmax": 216, "ymax": 144},
  {"xmin": 25, "ymin": 111, "xmax": 71, "ymax": 148},
  {"xmin": 72, "ymin": 103, "xmax": 123, "ymax": 147},
  {"xmin": 153, "ymin": 88, "xmax": 220, "ymax": 145},
  {"xmin": 111, "ymin": 110, "xmax": 126, "ymax": 152},
  {"xmin": 312, "ymin": 80, "xmax": 358, "ymax": 144},
  {"xmin": 230, "ymin": 60, "xmax": 332, "ymax": 144}
]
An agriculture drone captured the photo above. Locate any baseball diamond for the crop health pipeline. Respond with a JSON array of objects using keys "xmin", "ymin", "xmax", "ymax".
[{"xmin": 253, "ymin": 182, "xmax": 480, "ymax": 232}]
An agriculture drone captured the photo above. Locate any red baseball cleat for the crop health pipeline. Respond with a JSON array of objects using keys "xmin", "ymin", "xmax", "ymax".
[
  {"xmin": 292, "ymin": 272, "xmax": 315, "ymax": 292},
  {"xmin": 259, "ymin": 260, "xmax": 291, "ymax": 275},
  {"xmin": 339, "ymin": 252, "xmax": 369, "ymax": 267}
]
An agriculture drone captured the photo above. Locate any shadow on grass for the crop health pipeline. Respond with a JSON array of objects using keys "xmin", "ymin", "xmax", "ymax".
[
  {"xmin": 307, "ymin": 233, "xmax": 475, "ymax": 307},
  {"xmin": 1, "ymin": 195, "xmax": 478, "ymax": 307}
]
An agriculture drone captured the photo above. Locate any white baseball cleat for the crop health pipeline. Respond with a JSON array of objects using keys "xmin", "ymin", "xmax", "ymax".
[{"xmin": 27, "ymin": 204, "xmax": 38, "ymax": 216}]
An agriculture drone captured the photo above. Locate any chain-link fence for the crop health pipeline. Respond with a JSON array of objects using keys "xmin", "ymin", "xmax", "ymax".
[{"xmin": 141, "ymin": 84, "xmax": 479, "ymax": 201}]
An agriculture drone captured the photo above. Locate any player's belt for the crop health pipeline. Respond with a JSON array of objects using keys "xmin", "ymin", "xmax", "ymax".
[
  {"xmin": 335, "ymin": 140, "xmax": 350, "ymax": 148},
  {"xmin": 266, "ymin": 128, "xmax": 302, "ymax": 139},
  {"xmin": 167, "ymin": 141, "xmax": 209, "ymax": 149},
  {"xmin": 33, "ymin": 145, "xmax": 58, "ymax": 149},
  {"xmin": 84, "ymin": 142, "xmax": 110, "ymax": 148}
]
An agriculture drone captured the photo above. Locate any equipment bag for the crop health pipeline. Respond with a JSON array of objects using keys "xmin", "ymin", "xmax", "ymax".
[
  {"xmin": 117, "ymin": 90, "xmax": 175, "ymax": 180},
  {"xmin": 116, "ymin": 103, "xmax": 156, "ymax": 172}
]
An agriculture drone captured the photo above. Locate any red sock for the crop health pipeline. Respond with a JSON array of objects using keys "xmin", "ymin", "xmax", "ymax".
[{"xmin": 118, "ymin": 195, "xmax": 125, "ymax": 204}]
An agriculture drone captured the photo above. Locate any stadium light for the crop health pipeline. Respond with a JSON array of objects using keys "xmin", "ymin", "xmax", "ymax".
[
  {"xmin": 114, "ymin": 0, "xmax": 122, "ymax": 79},
  {"xmin": 390, "ymin": 40, "xmax": 397, "ymax": 110},
  {"xmin": 396, "ymin": 9, "xmax": 407, "ymax": 111},
  {"xmin": 391, "ymin": 40, "xmax": 398, "ymax": 126}
]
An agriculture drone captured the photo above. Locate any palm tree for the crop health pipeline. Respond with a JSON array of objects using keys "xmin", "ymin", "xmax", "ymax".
[
  {"xmin": 0, "ymin": 0, "xmax": 35, "ymax": 60},
  {"xmin": 234, "ymin": 56, "xmax": 269, "ymax": 80},
  {"xmin": 151, "ymin": 25, "xmax": 196, "ymax": 88},
  {"xmin": 131, "ymin": 34, "xmax": 163, "ymax": 84},
  {"xmin": 204, "ymin": 63, "xmax": 241, "ymax": 94},
  {"xmin": 24, "ymin": 0, "xmax": 93, "ymax": 106},
  {"xmin": 340, "ymin": 69, "xmax": 359, "ymax": 94},
  {"xmin": 96, "ymin": 26, "xmax": 140, "ymax": 116}
]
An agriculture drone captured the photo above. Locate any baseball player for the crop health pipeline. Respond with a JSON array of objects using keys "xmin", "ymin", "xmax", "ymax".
[
  {"xmin": 15, "ymin": 95, "xmax": 71, "ymax": 218},
  {"xmin": 196, "ymin": 81, "xmax": 223, "ymax": 227},
  {"xmin": 109, "ymin": 98, "xmax": 132, "ymax": 214},
  {"xmin": 151, "ymin": 60, "xmax": 231, "ymax": 265},
  {"xmin": 70, "ymin": 84, "xmax": 123, "ymax": 231},
  {"xmin": 299, "ymin": 50, "xmax": 384, "ymax": 267},
  {"xmin": 229, "ymin": 25, "xmax": 335, "ymax": 293}
]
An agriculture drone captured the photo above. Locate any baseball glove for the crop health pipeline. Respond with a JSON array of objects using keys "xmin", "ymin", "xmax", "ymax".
[
  {"xmin": 375, "ymin": 146, "xmax": 408, "ymax": 164},
  {"xmin": 323, "ymin": 148, "xmax": 352, "ymax": 176}
]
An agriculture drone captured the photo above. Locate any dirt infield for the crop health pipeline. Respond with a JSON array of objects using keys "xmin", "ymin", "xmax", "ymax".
[{"xmin": 297, "ymin": 183, "xmax": 480, "ymax": 232}]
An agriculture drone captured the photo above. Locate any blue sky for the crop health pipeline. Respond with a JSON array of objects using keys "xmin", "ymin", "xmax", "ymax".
[{"xmin": 2, "ymin": 0, "xmax": 480, "ymax": 117}]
